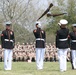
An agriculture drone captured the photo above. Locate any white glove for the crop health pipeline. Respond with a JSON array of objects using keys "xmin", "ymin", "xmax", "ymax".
[{"xmin": 56, "ymin": 48, "xmax": 59, "ymax": 51}]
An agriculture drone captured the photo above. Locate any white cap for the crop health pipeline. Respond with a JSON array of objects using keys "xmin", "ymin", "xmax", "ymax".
[
  {"xmin": 72, "ymin": 24, "xmax": 76, "ymax": 27},
  {"xmin": 35, "ymin": 21, "xmax": 41, "ymax": 27},
  {"xmin": 59, "ymin": 19, "xmax": 68, "ymax": 25},
  {"xmin": 5, "ymin": 21, "xmax": 11, "ymax": 25}
]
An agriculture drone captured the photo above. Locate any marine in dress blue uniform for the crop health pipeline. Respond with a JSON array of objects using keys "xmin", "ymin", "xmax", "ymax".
[
  {"xmin": 69, "ymin": 24, "xmax": 76, "ymax": 70},
  {"xmin": 1, "ymin": 21, "xmax": 15, "ymax": 70},
  {"xmin": 56, "ymin": 19, "xmax": 69, "ymax": 72},
  {"xmin": 33, "ymin": 21, "xmax": 46, "ymax": 70}
]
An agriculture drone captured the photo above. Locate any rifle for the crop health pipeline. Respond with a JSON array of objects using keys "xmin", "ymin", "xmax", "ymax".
[
  {"xmin": 47, "ymin": 12, "xmax": 67, "ymax": 17},
  {"xmin": 37, "ymin": 3, "xmax": 53, "ymax": 21}
]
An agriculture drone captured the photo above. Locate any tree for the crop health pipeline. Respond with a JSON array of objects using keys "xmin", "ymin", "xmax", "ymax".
[
  {"xmin": 45, "ymin": 0, "xmax": 76, "ymax": 43},
  {"xmin": 66, "ymin": 0, "xmax": 76, "ymax": 24}
]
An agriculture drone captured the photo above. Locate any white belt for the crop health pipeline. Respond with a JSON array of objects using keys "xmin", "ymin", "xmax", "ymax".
[
  {"xmin": 36, "ymin": 38, "xmax": 45, "ymax": 41},
  {"xmin": 71, "ymin": 40, "xmax": 76, "ymax": 42},
  {"xmin": 59, "ymin": 38, "xmax": 68, "ymax": 41},
  {"xmin": 4, "ymin": 39, "xmax": 13, "ymax": 42}
]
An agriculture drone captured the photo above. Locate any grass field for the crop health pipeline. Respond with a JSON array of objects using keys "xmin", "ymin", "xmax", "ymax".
[{"xmin": 0, "ymin": 62, "xmax": 76, "ymax": 75}]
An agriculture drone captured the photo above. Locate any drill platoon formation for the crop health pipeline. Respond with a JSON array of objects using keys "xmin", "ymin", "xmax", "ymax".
[{"xmin": 0, "ymin": 3, "xmax": 76, "ymax": 72}]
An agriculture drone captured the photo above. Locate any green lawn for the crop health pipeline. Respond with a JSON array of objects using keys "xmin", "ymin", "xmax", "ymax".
[{"xmin": 0, "ymin": 62, "xmax": 76, "ymax": 75}]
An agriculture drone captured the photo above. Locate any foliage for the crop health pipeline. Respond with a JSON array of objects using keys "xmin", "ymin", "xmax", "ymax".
[
  {"xmin": 0, "ymin": 0, "xmax": 76, "ymax": 43},
  {"xmin": 13, "ymin": 24, "xmax": 35, "ymax": 44},
  {"xmin": 45, "ymin": 0, "xmax": 76, "ymax": 43}
]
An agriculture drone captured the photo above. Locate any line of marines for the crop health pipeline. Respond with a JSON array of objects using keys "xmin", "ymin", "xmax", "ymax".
[{"xmin": 0, "ymin": 19, "xmax": 76, "ymax": 72}]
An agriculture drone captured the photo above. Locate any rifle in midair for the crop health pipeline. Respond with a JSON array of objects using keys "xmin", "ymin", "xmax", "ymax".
[
  {"xmin": 37, "ymin": 3, "xmax": 53, "ymax": 21},
  {"xmin": 47, "ymin": 12, "xmax": 67, "ymax": 17}
]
